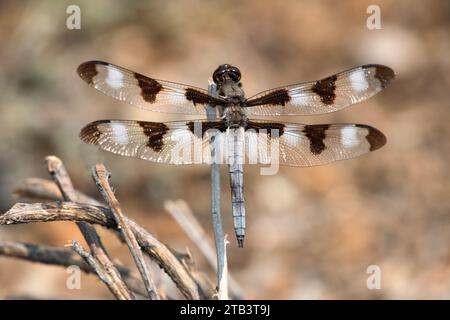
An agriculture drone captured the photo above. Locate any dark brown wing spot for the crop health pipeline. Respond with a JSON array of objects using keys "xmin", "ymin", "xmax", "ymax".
[
  {"xmin": 187, "ymin": 121, "xmax": 227, "ymax": 138},
  {"xmin": 312, "ymin": 75, "xmax": 337, "ymax": 105},
  {"xmin": 135, "ymin": 73, "xmax": 163, "ymax": 103},
  {"xmin": 77, "ymin": 61, "xmax": 100, "ymax": 85},
  {"xmin": 373, "ymin": 65, "xmax": 395, "ymax": 88},
  {"xmin": 138, "ymin": 121, "xmax": 169, "ymax": 152},
  {"xmin": 79, "ymin": 121, "xmax": 105, "ymax": 144},
  {"xmin": 246, "ymin": 121, "xmax": 285, "ymax": 137},
  {"xmin": 365, "ymin": 126, "xmax": 387, "ymax": 151},
  {"xmin": 303, "ymin": 125, "xmax": 329, "ymax": 155},
  {"xmin": 245, "ymin": 89, "xmax": 290, "ymax": 107},
  {"xmin": 185, "ymin": 88, "xmax": 216, "ymax": 106}
]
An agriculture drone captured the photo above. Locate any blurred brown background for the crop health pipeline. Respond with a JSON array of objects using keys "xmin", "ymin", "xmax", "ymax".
[{"xmin": 0, "ymin": 0, "xmax": 449, "ymax": 299}]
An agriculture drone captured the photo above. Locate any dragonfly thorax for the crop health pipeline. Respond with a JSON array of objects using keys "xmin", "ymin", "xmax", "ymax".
[{"xmin": 223, "ymin": 106, "xmax": 248, "ymax": 128}]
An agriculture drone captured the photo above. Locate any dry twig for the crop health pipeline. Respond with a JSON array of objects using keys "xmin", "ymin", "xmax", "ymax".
[
  {"xmin": 0, "ymin": 240, "xmax": 147, "ymax": 296},
  {"xmin": 1, "ymin": 201, "xmax": 201, "ymax": 299},
  {"xmin": 14, "ymin": 177, "xmax": 98, "ymax": 204},
  {"xmin": 70, "ymin": 240, "xmax": 134, "ymax": 299},
  {"xmin": 13, "ymin": 177, "xmax": 212, "ymax": 299},
  {"xmin": 2, "ymin": 156, "xmax": 229, "ymax": 300},
  {"xmin": 45, "ymin": 156, "xmax": 133, "ymax": 300},
  {"xmin": 92, "ymin": 164, "xmax": 159, "ymax": 300}
]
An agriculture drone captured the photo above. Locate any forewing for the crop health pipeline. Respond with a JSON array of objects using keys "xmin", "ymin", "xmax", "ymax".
[
  {"xmin": 77, "ymin": 61, "xmax": 226, "ymax": 114},
  {"xmin": 245, "ymin": 65, "xmax": 395, "ymax": 116}
]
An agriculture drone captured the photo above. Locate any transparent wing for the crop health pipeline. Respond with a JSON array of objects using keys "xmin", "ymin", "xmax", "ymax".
[
  {"xmin": 244, "ymin": 120, "xmax": 386, "ymax": 166},
  {"xmin": 79, "ymin": 119, "xmax": 229, "ymax": 164},
  {"xmin": 245, "ymin": 64, "xmax": 395, "ymax": 116},
  {"xmin": 80, "ymin": 120, "xmax": 386, "ymax": 166},
  {"xmin": 77, "ymin": 61, "xmax": 226, "ymax": 115}
]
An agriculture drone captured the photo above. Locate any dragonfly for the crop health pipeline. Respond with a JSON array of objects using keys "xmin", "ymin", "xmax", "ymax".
[{"xmin": 77, "ymin": 61, "xmax": 395, "ymax": 247}]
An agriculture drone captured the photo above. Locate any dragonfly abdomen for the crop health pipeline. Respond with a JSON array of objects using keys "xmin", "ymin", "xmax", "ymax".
[
  {"xmin": 227, "ymin": 127, "xmax": 246, "ymax": 247},
  {"xmin": 229, "ymin": 163, "xmax": 245, "ymax": 247}
]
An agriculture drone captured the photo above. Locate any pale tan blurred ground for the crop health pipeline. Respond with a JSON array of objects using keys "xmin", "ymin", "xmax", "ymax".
[{"xmin": 0, "ymin": 0, "xmax": 449, "ymax": 299}]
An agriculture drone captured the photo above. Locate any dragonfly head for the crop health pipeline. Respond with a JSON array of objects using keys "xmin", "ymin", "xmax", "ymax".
[{"xmin": 213, "ymin": 64, "xmax": 241, "ymax": 85}]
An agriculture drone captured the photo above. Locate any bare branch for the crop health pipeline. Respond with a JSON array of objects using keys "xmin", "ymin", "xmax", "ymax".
[
  {"xmin": 92, "ymin": 164, "xmax": 159, "ymax": 300},
  {"xmin": 1, "ymin": 201, "xmax": 200, "ymax": 300},
  {"xmin": 12, "ymin": 177, "xmax": 204, "ymax": 299},
  {"xmin": 71, "ymin": 240, "xmax": 132, "ymax": 299},
  {"xmin": 1, "ymin": 202, "xmax": 114, "ymax": 225},
  {"xmin": 164, "ymin": 199, "xmax": 243, "ymax": 299},
  {"xmin": 45, "ymin": 156, "xmax": 78, "ymax": 201},
  {"xmin": 0, "ymin": 240, "xmax": 147, "ymax": 296},
  {"xmin": 14, "ymin": 178, "xmax": 62, "ymax": 201},
  {"xmin": 15, "ymin": 178, "xmax": 193, "ymax": 261},
  {"xmin": 45, "ymin": 155, "xmax": 134, "ymax": 299},
  {"xmin": 14, "ymin": 178, "xmax": 198, "ymax": 263},
  {"xmin": 14, "ymin": 177, "xmax": 97, "ymax": 204},
  {"xmin": 8, "ymin": 158, "xmax": 203, "ymax": 299},
  {"xmin": 0, "ymin": 240, "xmax": 89, "ymax": 271}
]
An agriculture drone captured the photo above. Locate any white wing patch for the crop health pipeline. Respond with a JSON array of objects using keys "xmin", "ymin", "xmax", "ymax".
[
  {"xmin": 105, "ymin": 67, "xmax": 124, "ymax": 89},
  {"xmin": 111, "ymin": 122, "xmax": 129, "ymax": 145},
  {"xmin": 341, "ymin": 126, "xmax": 359, "ymax": 148},
  {"xmin": 349, "ymin": 69, "xmax": 369, "ymax": 92}
]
